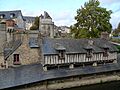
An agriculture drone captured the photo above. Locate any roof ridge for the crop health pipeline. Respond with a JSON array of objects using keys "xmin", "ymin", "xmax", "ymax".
[
  {"xmin": 0, "ymin": 10, "xmax": 21, "ymax": 12},
  {"xmin": 23, "ymin": 16, "xmax": 35, "ymax": 18}
]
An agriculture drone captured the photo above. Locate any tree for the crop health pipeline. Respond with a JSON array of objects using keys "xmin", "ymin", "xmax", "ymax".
[
  {"xmin": 112, "ymin": 22, "xmax": 120, "ymax": 37},
  {"xmin": 70, "ymin": 0, "xmax": 112, "ymax": 38},
  {"xmin": 30, "ymin": 16, "xmax": 39, "ymax": 30}
]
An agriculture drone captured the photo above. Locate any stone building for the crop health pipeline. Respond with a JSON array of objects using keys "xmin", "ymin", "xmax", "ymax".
[
  {"xmin": 6, "ymin": 19, "xmax": 15, "ymax": 31},
  {"xmin": 39, "ymin": 38, "xmax": 118, "ymax": 71},
  {"xmin": 0, "ymin": 21, "xmax": 40, "ymax": 69},
  {"xmin": 0, "ymin": 10, "xmax": 118, "ymax": 71},
  {"xmin": 3, "ymin": 30, "xmax": 40, "ymax": 68},
  {"xmin": 0, "ymin": 10, "xmax": 55, "ymax": 69},
  {"xmin": 24, "ymin": 16, "xmax": 35, "ymax": 30},
  {"xmin": 39, "ymin": 11, "xmax": 54, "ymax": 38},
  {"xmin": 0, "ymin": 10, "xmax": 59, "ymax": 37},
  {"xmin": 57, "ymin": 26, "xmax": 70, "ymax": 34},
  {"xmin": 0, "ymin": 26, "xmax": 118, "ymax": 70},
  {"xmin": 0, "ymin": 10, "xmax": 25, "ymax": 30}
]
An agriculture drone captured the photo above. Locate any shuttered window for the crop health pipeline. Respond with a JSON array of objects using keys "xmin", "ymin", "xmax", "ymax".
[
  {"xmin": 86, "ymin": 49, "xmax": 92, "ymax": 58},
  {"xmin": 13, "ymin": 54, "xmax": 21, "ymax": 65},
  {"xmin": 103, "ymin": 49, "xmax": 108, "ymax": 57},
  {"xmin": 58, "ymin": 51, "xmax": 65, "ymax": 60}
]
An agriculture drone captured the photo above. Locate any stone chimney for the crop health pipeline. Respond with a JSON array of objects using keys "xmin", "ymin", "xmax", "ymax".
[
  {"xmin": 38, "ymin": 32, "xmax": 43, "ymax": 46},
  {"xmin": 88, "ymin": 39, "xmax": 94, "ymax": 45},
  {"xmin": 100, "ymin": 32, "xmax": 109, "ymax": 40}
]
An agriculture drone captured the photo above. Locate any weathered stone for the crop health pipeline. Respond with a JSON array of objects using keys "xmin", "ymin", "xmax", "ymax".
[{"xmin": 7, "ymin": 33, "xmax": 40, "ymax": 67}]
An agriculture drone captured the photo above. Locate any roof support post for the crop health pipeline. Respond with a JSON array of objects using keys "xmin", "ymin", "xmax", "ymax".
[
  {"xmin": 69, "ymin": 64, "xmax": 74, "ymax": 69},
  {"xmin": 43, "ymin": 66, "xmax": 47, "ymax": 71},
  {"xmin": 113, "ymin": 59, "xmax": 117, "ymax": 63},
  {"xmin": 93, "ymin": 62, "xmax": 97, "ymax": 67}
]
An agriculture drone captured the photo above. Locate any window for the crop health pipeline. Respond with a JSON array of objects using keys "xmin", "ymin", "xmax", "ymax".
[
  {"xmin": 13, "ymin": 54, "xmax": 21, "ymax": 65},
  {"xmin": 0, "ymin": 14, "xmax": 5, "ymax": 19},
  {"xmin": 10, "ymin": 13, "xmax": 15, "ymax": 18},
  {"xmin": 58, "ymin": 50, "xmax": 65, "ymax": 60},
  {"xmin": 0, "ymin": 15, "xmax": 3, "ymax": 19},
  {"xmin": 86, "ymin": 49, "xmax": 92, "ymax": 58},
  {"xmin": 103, "ymin": 48, "xmax": 108, "ymax": 57},
  {"xmin": 47, "ymin": 26, "xmax": 50, "ymax": 30}
]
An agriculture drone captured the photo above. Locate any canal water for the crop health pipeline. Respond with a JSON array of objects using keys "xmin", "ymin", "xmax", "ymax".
[{"xmin": 62, "ymin": 81, "xmax": 120, "ymax": 90}]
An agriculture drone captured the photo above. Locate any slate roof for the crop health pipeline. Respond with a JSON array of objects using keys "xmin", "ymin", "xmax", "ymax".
[
  {"xmin": 94, "ymin": 38, "xmax": 118, "ymax": 52},
  {"xmin": 41, "ymin": 38, "xmax": 119, "ymax": 55},
  {"xmin": 44, "ymin": 11, "xmax": 52, "ymax": 19},
  {"xmin": 0, "ymin": 55, "xmax": 120, "ymax": 89},
  {"xmin": 0, "ymin": 10, "xmax": 23, "ymax": 20},
  {"xmin": 24, "ymin": 16, "xmax": 35, "ymax": 23}
]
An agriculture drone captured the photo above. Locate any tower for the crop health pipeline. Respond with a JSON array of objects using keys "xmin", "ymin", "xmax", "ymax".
[{"xmin": 39, "ymin": 11, "xmax": 54, "ymax": 38}]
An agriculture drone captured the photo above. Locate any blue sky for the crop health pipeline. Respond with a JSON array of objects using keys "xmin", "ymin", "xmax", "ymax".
[{"xmin": 0, "ymin": 0, "xmax": 120, "ymax": 29}]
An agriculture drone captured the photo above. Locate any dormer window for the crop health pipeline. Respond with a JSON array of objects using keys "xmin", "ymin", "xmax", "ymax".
[
  {"xmin": 0, "ymin": 15, "xmax": 3, "ymax": 19},
  {"xmin": 55, "ymin": 43, "xmax": 66, "ymax": 60},
  {"xmin": 103, "ymin": 48, "xmax": 108, "ymax": 57},
  {"xmin": 58, "ymin": 50, "xmax": 65, "ymax": 59},
  {"xmin": 10, "ymin": 13, "xmax": 15, "ymax": 18},
  {"xmin": 0, "ymin": 14, "xmax": 5, "ymax": 19},
  {"xmin": 102, "ymin": 44, "xmax": 109, "ymax": 57},
  {"xmin": 84, "ymin": 42, "xmax": 93, "ymax": 58},
  {"xmin": 86, "ymin": 49, "xmax": 92, "ymax": 58}
]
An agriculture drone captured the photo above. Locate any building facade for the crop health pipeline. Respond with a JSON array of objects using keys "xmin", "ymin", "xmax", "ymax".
[
  {"xmin": 39, "ymin": 11, "xmax": 54, "ymax": 38},
  {"xmin": 0, "ymin": 29, "xmax": 118, "ymax": 70},
  {"xmin": 24, "ymin": 16, "xmax": 35, "ymax": 30},
  {"xmin": 4, "ymin": 31, "xmax": 40, "ymax": 68},
  {"xmin": 40, "ymin": 38, "xmax": 118, "ymax": 71},
  {"xmin": 0, "ymin": 10, "xmax": 25, "ymax": 30},
  {"xmin": 0, "ymin": 10, "xmax": 118, "ymax": 71},
  {"xmin": 0, "ymin": 23, "xmax": 41, "ymax": 69}
]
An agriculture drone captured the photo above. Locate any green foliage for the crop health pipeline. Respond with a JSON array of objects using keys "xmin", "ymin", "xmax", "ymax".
[
  {"xmin": 70, "ymin": 0, "xmax": 112, "ymax": 38},
  {"xmin": 111, "ymin": 38, "xmax": 120, "ymax": 43},
  {"xmin": 30, "ymin": 16, "xmax": 39, "ymax": 30},
  {"xmin": 116, "ymin": 45, "xmax": 120, "ymax": 53},
  {"xmin": 110, "ymin": 38, "xmax": 120, "ymax": 53}
]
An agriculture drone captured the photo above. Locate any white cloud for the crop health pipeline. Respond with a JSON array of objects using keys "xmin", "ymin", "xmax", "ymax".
[
  {"xmin": 54, "ymin": 19, "xmax": 75, "ymax": 26},
  {"xmin": 52, "ymin": 11, "xmax": 76, "ymax": 26},
  {"xmin": 22, "ymin": 10, "xmax": 43, "ymax": 16},
  {"xmin": 22, "ymin": 10, "xmax": 75, "ymax": 26},
  {"xmin": 99, "ymin": 0, "xmax": 120, "ymax": 28},
  {"xmin": 52, "ymin": 0, "xmax": 120, "ymax": 27},
  {"xmin": 99, "ymin": 0, "xmax": 120, "ymax": 4},
  {"xmin": 20, "ymin": 0, "xmax": 120, "ymax": 28},
  {"xmin": 110, "ymin": 11, "xmax": 120, "ymax": 29}
]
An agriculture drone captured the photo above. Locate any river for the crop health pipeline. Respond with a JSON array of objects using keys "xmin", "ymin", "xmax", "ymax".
[{"xmin": 62, "ymin": 81, "xmax": 120, "ymax": 90}]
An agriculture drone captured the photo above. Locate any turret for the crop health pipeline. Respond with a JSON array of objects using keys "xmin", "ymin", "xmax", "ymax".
[{"xmin": 39, "ymin": 11, "xmax": 54, "ymax": 38}]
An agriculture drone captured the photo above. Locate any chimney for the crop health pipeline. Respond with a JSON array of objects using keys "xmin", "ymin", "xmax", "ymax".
[
  {"xmin": 38, "ymin": 32, "xmax": 43, "ymax": 46},
  {"xmin": 100, "ymin": 32, "xmax": 109, "ymax": 40},
  {"xmin": 88, "ymin": 39, "xmax": 94, "ymax": 45}
]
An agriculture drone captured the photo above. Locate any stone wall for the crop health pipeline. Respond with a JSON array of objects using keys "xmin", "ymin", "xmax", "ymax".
[
  {"xmin": 39, "ymin": 16, "xmax": 54, "ymax": 38},
  {"xmin": 7, "ymin": 72, "xmax": 120, "ymax": 90},
  {"xmin": 7, "ymin": 33, "xmax": 40, "ymax": 67},
  {"xmin": 0, "ymin": 29, "xmax": 6, "ymax": 68}
]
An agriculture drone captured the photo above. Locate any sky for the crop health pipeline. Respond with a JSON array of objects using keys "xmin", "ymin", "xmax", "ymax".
[{"xmin": 0, "ymin": 0, "xmax": 120, "ymax": 29}]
